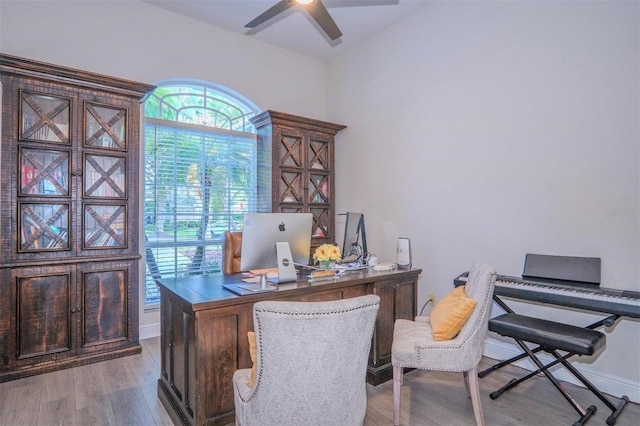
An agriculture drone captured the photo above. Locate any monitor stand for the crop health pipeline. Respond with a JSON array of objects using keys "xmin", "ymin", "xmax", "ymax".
[{"xmin": 272, "ymin": 241, "xmax": 297, "ymax": 283}]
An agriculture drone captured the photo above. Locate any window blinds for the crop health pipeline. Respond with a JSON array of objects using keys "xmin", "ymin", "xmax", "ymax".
[{"xmin": 143, "ymin": 119, "xmax": 257, "ymax": 304}]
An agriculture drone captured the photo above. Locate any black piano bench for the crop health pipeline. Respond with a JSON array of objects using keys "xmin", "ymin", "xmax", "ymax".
[
  {"xmin": 486, "ymin": 313, "xmax": 629, "ymax": 426},
  {"xmin": 490, "ymin": 313, "xmax": 605, "ymax": 355}
]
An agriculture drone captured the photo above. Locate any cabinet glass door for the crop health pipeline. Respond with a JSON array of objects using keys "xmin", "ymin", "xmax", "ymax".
[
  {"xmin": 19, "ymin": 147, "xmax": 70, "ymax": 196},
  {"xmin": 19, "ymin": 203, "xmax": 70, "ymax": 251},
  {"xmin": 83, "ymin": 204, "xmax": 127, "ymax": 248},
  {"xmin": 278, "ymin": 132, "xmax": 304, "ymax": 204},
  {"xmin": 310, "ymin": 207, "xmax": 330, "ymax": 238},
  {"xmin": 84, "ymin": 103, "xmax": 127, "ymax": 149},
  {"xmin": 19, "ymin": 91, "xmax": 70, "ymax": 144},
  {"xmin": 84, "ymin": 153, "xmax": 126, "ymax": 198},
  {"xmin": 308, "ymin": 137, "xmax": 329, "ymax": 171},
  {"xmin": 278, "ymin": 133, "xmax": 303, "ymax": 168},
  {"xmin": 309, "ymin": 174, "xmax": 329, "ymax": 204},
  {"xmin": 279, "ymin": 171, "xmax": 303, "ymax": 203}
]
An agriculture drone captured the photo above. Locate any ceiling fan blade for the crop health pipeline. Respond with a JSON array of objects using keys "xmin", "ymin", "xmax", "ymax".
[
  {"xmin": 306, "ymin": 0, "xmax": 342, "ymax": 40},
  {"xmin": 245, "ymin": 0, "xmax": 294, "ymax": 28}
]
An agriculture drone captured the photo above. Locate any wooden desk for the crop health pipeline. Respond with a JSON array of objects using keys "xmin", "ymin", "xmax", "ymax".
[{"xmin": 156, "ymin": 268, "xmax": 421, "ymax": 426}]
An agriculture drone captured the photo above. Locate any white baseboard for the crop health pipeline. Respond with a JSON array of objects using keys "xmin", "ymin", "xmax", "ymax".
[
  {"xmin": 140, "ymin": 322, "xmax": 161, "ymax": 340},
  {"xmin": 483, "ymin": 336, "xmax": 640, "ymax": 404}
]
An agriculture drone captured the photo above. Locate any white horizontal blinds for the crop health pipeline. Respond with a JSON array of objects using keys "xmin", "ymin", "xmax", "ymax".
[
  {"xmin": 143, "ymin": 120, "xmax": 257, "ymax": 304},
  {"xmin": 142, "ymin": 82, "xmax": 258, "ymax": 305},
  {"xmin": 255, "ymin": 135, "xmax": 273, "ymax": 212}
]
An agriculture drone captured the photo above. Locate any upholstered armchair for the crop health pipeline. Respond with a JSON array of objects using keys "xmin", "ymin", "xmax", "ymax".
[
  {"xmin": 391, "ymin": 262, "xmax": 497, "ymax": 426},
  {"xmin": 232, "ymin": 295, "xmax": 380, "ymax": 426},
  {"xmin": 223, "ymin": 231, "xmax": 242, "ymax": 274}
]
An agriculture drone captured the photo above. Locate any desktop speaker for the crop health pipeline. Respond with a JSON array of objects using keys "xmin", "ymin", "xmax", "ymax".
[{"xmin": 396, "ymin": 237, "xmax": 412, "ymax": 270}]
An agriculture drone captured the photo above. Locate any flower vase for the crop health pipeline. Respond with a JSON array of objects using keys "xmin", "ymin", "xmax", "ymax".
[{"xmin": 319, "ymin": 261, "xmax": 335, "ymax": 271}]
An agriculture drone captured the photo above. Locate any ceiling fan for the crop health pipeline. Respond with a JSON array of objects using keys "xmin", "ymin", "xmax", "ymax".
[{"xmin": 245, "ymin": 0, "xmax": 343, "ymax": 41}]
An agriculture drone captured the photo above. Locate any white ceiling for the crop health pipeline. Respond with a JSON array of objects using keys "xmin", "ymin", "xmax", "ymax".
[{"xmin": 144, "ymin": 0, "xmax": 430, "ymax": 62}]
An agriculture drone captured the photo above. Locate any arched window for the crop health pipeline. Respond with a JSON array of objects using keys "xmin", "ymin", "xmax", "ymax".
[{"xmin": 143, "ymin": 80, "xmax": 259, "ymax": 305}]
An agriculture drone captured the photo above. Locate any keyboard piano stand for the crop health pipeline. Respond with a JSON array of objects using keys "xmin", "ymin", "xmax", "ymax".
[{"xmin": 483, "ymin": 296, "xmax": 630, "ymax": 425}]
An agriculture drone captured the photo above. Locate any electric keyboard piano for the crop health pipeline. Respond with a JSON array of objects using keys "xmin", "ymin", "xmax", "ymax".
[
  {"xmin": 455, "ymin": 253, "xmax": 640, "ymax": 318},
  {"xmin": 454, "ymin": 273, "xmax": 640, "ymax": 319}
]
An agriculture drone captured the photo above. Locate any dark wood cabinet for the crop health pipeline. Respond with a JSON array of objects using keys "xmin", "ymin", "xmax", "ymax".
[
  {"xmin": 156, "ymin": 268, "xmax": 421, "ymax": 425},
  {"xmin": 0, "ymin": 54, "xmax": 155, "ymax": 382},
  {"xmin": 251, "ymin": 111, "xmax": 346, "ymax": 248}
]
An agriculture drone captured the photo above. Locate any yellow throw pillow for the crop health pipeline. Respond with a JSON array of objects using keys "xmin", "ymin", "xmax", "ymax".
[
  {"xmin": 430, "ymin": 286, "xmax": 477, "ymax": 341},
  {"xmin": 248, "ymin": 331, "xmax": 257, "ymax": 387}
]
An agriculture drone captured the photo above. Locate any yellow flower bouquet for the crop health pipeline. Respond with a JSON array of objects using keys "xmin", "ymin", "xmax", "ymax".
[{"xmin": 313, "ymin": 243, "xmax": 341, "ymax": 270}]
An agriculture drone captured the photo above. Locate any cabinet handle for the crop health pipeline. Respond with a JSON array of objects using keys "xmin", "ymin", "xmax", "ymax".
[{"xmin": 71, "ymin": 308, "xmax": 76, "ymax": 313}]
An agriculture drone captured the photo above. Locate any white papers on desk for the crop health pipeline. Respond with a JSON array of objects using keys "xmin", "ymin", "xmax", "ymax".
[{"xmin": 334, "ymin": 263, "xmax": 370, "ymax": 272}]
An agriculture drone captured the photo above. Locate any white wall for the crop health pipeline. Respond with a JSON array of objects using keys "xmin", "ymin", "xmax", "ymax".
[
  {"xmin": 327, "ymin": 0, "xmax": 639, "ymax": 400},
  {"xmin": 0, "ymin": 0, "xmax": 327, "ymax": 334},
  {"xmin": 0, "ymin": 1, "xmax": 326, "ymax": 117}
]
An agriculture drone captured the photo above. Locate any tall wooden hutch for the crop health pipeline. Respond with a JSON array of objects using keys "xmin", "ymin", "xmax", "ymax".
[
  {"xmin": 0, "ymin": 54, "xmax": 155, "ymax": 381},
  {"xmin": 251, "ymin": 110, "xmax": 346, "ymax": 249}
]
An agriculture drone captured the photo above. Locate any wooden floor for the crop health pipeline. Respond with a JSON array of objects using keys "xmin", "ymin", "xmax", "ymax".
[{"xmin": 0, "ymin": 337, "xmax": 638, "ymax": 425}]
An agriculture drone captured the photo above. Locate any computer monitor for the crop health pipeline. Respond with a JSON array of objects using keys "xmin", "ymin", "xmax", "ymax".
[
  {"xmin": 341, "ymin": 212, "xmax": 368, "ymax": 264},
  {"xmin": 240, "ymin": 213, "xmax": 313, "ymax": 282}
]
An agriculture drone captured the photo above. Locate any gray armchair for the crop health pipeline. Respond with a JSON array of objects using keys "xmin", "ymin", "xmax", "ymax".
[
  {"xmin": 391, "ymin": 262, "xmax": 497, "ymax": 426},
  {"xmin": 232, "ymin": 294, "xmax": 380, "ymax": 426}
]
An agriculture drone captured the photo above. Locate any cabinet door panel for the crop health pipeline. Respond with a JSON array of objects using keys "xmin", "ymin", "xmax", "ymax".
[
  {"xmin": 19, "ymin": 91, "xmax": 71, "ymax": 144},
  {"xmin": 310, "ymin": 206, "xmax": 330, "ymax": 239},
  {"xmin": 19, "ymin": 147, "xmax": 70, "ymax": 196},
  {"xmin": 308, "ymin": 135, "xmax": 330, "ymax": 171},
  {"xmin": 373, "ymin": 281, "xmax": 395, "ymax": 367},
  {"xmin": 170, "ymin": 301, "xmax": 187, "ymax": 401},
  {"xmin": 83, "ymin": 204, "xmax": 127, "ymax": 249},
  {"xmin": 395, "ymin": 279, "xmax": 417, "ymax": 321},
  {"xmin": 84, "ymin": 102, "xmax": 127, "ymax": 150},
  {"xmin": 84, "ymin": 153, "xmax": 126, "ymax": 198},
  {"xmin": 81, "ymin": 269, "xmax": 128, "ymax": 347},
  {"xmin": 277, "ymin": 130, "xmax": 304, "ymax": 168},
  {"xmin": 19, "ymin": 202, "xmax": 70, "ymax": 252},
  {"xmin": 308, "ymin": 173, "xmax": 329, "ymax": 205},
  {"xmin": 199, "ymin": 314, "xmax": 237, "ymax": 423},
  {"xmin": 78, "ymin": 260, "xmax": 135, "ymax": 352},
  {"xmin": 279, "ymin": 170, "xmax": 303, "ymax": 204},
  {"xmin": 373, "ymin": 278, "xmax": 417, "ymax": 369},
  {"xmin": 15, "ymin": 271, "xmax": 73, "ymax": 359}
]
